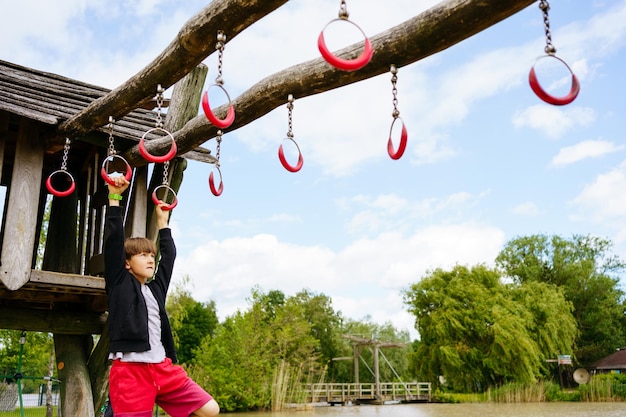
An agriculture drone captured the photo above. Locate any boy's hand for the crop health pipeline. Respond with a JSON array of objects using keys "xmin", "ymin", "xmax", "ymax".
[
  {"xmin": 155, "ymin": 202, "xmax": 170, "ymax": 229},
  {"xmin": 108, "ymin": 177, "xmax": 130, "ymax": 206}
]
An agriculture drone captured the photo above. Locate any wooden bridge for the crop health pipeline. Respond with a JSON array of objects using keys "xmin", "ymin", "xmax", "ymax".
[{"xmin": 304, "ymin": 382, "xmax": 431, "ymax": 405}]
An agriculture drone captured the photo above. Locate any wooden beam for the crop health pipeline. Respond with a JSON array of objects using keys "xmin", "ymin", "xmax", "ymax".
[
  {"xmin": 0, "ymin": 305, "xmax": 107, "ymax": 334},
  {"xmin": 58, "ymin": 0, "xmax": 534, "ymax": 166},
  {"xmin": 58, "ymin": 0, "xmax": 288, "ymax": 139},
  {"xmin": 119, "ymin": 0, "xmax": 535, "ymax": 165},
  {"xmin": 0, "ymin": 119, "xmax": 44, "ymax": 290}
]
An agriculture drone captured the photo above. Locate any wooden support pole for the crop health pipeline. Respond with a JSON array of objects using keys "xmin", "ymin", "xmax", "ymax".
[
  {"xmin": 54, "ymin": 334, "xmax": 96, "ymax": 417},
  {"xmin": 0, "ymin": 119, "xmax": 44, "ymax": 290}
]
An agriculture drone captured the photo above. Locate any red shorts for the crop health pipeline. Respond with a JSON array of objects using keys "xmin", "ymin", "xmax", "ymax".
[{"xmin": 109, "ymin": 358, "xmax": 213, "ymax": 417}]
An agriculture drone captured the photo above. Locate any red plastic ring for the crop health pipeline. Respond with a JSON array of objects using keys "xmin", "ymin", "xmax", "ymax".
[
  {"xmin": 139, "ymin": 127, "xmax": 177, "ymax": 163},
  {"xmin": 201, "ymin": 86, "xmax": 236, "ymax": 129},
  {"xmin": 208, "ymin": 167, "xmax": 224, "ymax": 196},
  {"xmin": 529, "ymin": 55, "xmax": 580, "ymax": 106},
  {"xmin": 151, "ymin": 184, "xmax": 178, "ymax": 211},
  {"xmin": 388, "ymin": 118, "xmax": 408, "ymax": 160},
  {"xmin": 101, "ymin": 155, "xmax": 132, "ymax": 185},
  {"xmin": 278, "ymin": 138, "xmax": 304, "ymax": 172},
  {"xmin": 46, "ymin": 170, "xmax": 76, "ymax": 197},
  {"xmin": 318, "ymin": 19, "xmax": 373, "ymax": 71}
]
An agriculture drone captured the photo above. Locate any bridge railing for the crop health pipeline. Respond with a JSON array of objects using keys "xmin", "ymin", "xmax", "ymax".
[{"xmin": 304, "ymin": 382, "xmax": 431, "ymax": 403}]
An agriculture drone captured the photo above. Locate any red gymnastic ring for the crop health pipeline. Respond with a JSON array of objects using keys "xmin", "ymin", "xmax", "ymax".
[
  {"xmin": 101, "ymin": 155, "xmax": 132, "ymax": 185},
  {"xmin": 151, "ymin": 184, "xmax": 178, "ymax": 211},
  {"xmin": 318, "ymin": 19, "xmax": 373, "ymax": 71},
  {"xmin": 139, "ymin": 127, "xmax": 178, "ymax": 163},
  {"xmin": 202, "ymin": 86, "xmax": 236, "ymax": 129},
  {"xmin": 46, "ymin": 170, "xmax": 76, "ymax": 197},
  {"xmin": 529, "ymin": 55, "xmax": 580, "ymax": 106},
  {"xmin": 278, "ymin": 138, "xmax": 304, "ymax": 172},
  {"xmin": 208, "ymin": 167, "xmax": 224, "ymax": 196},
  {"xmin": 387, "ymin": 118, "xmax": 408, "ymax": 160}
]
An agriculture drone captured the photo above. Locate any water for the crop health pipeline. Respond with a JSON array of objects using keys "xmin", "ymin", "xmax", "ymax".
[{"xmin": 225, "ymin": 402, "xmax": 626, "ymax": 417}]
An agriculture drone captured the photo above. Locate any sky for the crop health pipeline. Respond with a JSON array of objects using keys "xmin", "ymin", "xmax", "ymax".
[{"xmin": 3, "ymin": 0, "xmax": 626, "ymax": 340}]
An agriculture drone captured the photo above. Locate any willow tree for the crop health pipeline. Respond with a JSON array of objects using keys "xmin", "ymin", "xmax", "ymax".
[
  {"xmin": 495, "ymin": 234, "xmax": 626, "ymax": 365},
  {"xmin": 403, "ymin": 264, "xmax": 577, "ymax": 392}
]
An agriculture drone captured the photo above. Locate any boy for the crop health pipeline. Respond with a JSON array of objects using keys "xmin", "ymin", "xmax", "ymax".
[{"xmin": 104, "ymin": 177, "xmax": 219, "ymax": 417}]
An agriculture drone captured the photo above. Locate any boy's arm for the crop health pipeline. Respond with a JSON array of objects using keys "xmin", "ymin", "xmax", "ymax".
[{"xmin": 103, "ymin": 178, "xmax": 130, "ymax": 290}]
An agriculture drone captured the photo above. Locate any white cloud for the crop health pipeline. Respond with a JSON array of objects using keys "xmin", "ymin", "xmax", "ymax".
[
  {"xmin": 550, "ymin": 140, "xmax": 624, "ymax": 167},
  {"xmin": 174, "ymin": 223, "xmax": 505, "ymax": 332},
  {"xmin": 569, "ymin": 160, "xmax": 626, "ymax": 246},
  {"xmin": 512, "ymin": 202, "xmax": 540, "ymax": 216},
  {"xmin": 512, "ymin": 105, "xmax": 596, "ymax": 139}
]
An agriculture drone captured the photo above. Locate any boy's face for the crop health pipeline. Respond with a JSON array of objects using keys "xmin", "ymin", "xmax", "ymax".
[{"xmin": 125, "ymin": 252, "xmax": 156, "ymax": 282}]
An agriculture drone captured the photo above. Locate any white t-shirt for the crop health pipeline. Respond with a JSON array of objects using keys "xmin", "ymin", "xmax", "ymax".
[{"xmin": 109, "ymin": 284, "xmax": 166, "ymax": 363}]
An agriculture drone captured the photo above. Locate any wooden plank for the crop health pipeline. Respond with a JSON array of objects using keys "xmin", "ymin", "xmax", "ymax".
[
  {"xmin": 0, "ymin": 305, "xmax": 107, "ymax": 334},
  {"xmin": 0, "ymin": 112, "xmax": 8, "ymax": 178},
  {"xmin": 29, "ymin": 269, "xmax": 106, "ymax": 289},
  {"xmin": 0, "ymin": 118, "xmax": 44, "ymax": 290},
  {"xmin": 127, "ymin": 165, "xmax": 148, "ymax": 238}
]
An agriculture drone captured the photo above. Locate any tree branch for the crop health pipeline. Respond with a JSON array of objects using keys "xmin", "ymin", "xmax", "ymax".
[{"xmin": 123, "ymin": 0, "xmax": 536, "ymax": 166}]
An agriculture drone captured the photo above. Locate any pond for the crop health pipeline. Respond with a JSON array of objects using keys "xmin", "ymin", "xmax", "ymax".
[{"xmin": 224, "ymin": 402, "xmax": 626, "ymax": 417}]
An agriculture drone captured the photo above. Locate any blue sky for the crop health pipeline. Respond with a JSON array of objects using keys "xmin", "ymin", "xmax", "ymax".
[{"xmin": 3, "ymin": 0, "xmax": 626, "ymax": 339}]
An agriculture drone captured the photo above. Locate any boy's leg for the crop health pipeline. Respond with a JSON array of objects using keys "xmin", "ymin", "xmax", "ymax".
[
  {"xmin": 109, "ymin": 361, "xmax": 157, "ymax": 417},
  {"xmin": 190, "ymin": 398, "xmax": 220, "ymax": 417}
]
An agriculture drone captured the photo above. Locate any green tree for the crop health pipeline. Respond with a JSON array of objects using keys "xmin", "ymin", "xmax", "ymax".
[
  {"xmin": 403, "ymin": 264, "xmax": 577, "ymax": 392},
  {"xmin": 167, "ymin": 278, "xmax": 218, "ymax": 364},
  {"xmin": 0, "ymin": 331, "xmax": 55, "ymax": 393},
  {"xmin": 495, "ymin": 234, "xmax": 626, "ymax": 365},
  {"xmin": 190, "ymin": 289, "xmax": 321, "ymax": 411}
]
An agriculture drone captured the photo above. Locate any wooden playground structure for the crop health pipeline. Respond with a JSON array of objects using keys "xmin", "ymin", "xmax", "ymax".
[{"xmin": 0, "ymin": 0, "xmax": 554, "ymax": 414}]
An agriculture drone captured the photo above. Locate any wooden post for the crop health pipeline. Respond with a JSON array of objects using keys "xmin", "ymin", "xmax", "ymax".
[
  {"xmin": 373, "ymin": 345, "xmax": 381, "ymax": 400},
  {"xmin": 353, "ymin": 344, "xmax": 359, "ymax": 385},
  {"xmin": 0, "ymin": 119, "xmax": 44, "ymax": 290},
  {"xmin": 147, "ymin": 64, "xmax": 208, "ymax": 241},
  {"xmin": 54, "ymin": 334, "xmax": 96, "ymax": 417}
]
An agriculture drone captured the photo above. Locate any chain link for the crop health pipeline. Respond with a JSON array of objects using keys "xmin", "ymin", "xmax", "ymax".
[
  {"xmin": 539, "ymin": 0, "xmax": 556, "ymax": 55},
  {"xmin": 390, "ymin": 65, "xmax": 400, "ymax": 119},
  {"xmin": 286, "ymin": 94, "xmax": 294, "ymax": 139},
  {"xmin": 61, "ymin": 138, "xmax": 71, "ymax": 171},
  {"xmin": 155, "ymin": 84, "xmax": 165, "ymax": 128},
  {"xmin": 215, "ymin": 31, "xmax": 226, "ymax": 85},
  {"xmin": 107, "ymin": 116, "xmax": 116, "ymax": 156},
  {"xmin": 215, "ymin": 130, "xmax": 222, "ymax": 168}
]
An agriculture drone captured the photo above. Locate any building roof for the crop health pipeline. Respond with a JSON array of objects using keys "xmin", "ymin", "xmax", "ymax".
[
  {"xmin": 592, "ymin": 348, "xmax": 626, "ymax": 370},
  {"xmin": 0, "ymin": 59, "xmax": 160, "ymax": 143}
]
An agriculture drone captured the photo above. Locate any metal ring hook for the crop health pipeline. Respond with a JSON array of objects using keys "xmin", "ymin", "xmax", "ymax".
[
  {"xmin": 529, "ymin": 55, "xmax": 580, "ymax": 105},
  {"xmin": 151, "ymin": 184, "xmax": 178, "ymax": 211},
  {"xmin": 318, "ymin": 18, "xmax": 373, "ymax": 71},
  {"xmin": 208, "ymin": 166, "xmax": 224, "ymax": 196},
  {"xmin": 139, "ymin": 127, "xmax": 178, "ymax": 163},
  {"xmin": 201, "ymin": 86, "xmax": 236, "ymax": 129}
]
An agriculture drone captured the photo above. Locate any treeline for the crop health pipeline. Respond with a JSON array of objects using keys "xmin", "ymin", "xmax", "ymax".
[{"xmin": 1, "ymin": 234, "xmax": 625, "ymax": 411}]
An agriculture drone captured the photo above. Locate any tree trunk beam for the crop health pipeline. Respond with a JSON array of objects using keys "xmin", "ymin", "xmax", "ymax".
[
  {"xmin": 58, "ymin": 0, "xmax": 288, "ymax": 138},
  {"xmin": 58, "ymin": 0, "xmax": 534, "ymax": 166},
  {"xmin": 121, "ymin": 0, "xmax": 536, "ymax": 165}
]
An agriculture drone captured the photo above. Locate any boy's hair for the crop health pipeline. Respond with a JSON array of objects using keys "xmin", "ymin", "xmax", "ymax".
[{"xmin": 124, "ymin": 237, "xmax": 157, "ymax": 259}]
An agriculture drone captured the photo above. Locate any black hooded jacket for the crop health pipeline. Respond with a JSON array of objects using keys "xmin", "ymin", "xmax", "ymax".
[{"xmin": 104, "ymin": 205, "xmax": 177, "ymax": 363}]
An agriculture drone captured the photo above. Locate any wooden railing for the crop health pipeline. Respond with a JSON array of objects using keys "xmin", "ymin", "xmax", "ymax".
[{"xmin": 304, "ymin": 382, "xmax": 431, "ymax": 404}]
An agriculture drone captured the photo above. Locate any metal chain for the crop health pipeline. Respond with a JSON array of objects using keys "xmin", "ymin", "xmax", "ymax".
[
  {"xmin": 107, "ymin": 116, "xmax": 116, "ymax": 156},
  {"xmin": 61, "ymin": 138, "xmax": 71, "ymax": 171},
  {"xmin": 390, "ymin": 65, "xmax": 400, "ymax": 119},
  {"xmin": 338, "ymin": 0, "xmax": 349, "ymax": 19},
  {"xmin": 539, "ymin": 0, "xmax": 556, "ymax": 55},
  {"xmin": 215, "ymin": 130, "xmax": 222, "ymax": 168},
  {"xmin": 155, "ymin": 84, "xmax": 164, "ymax": 128},
  {"xmin": 215, "ymin": 31, "xmax": 226, "ymax": 85},
  {"xmin": 286, "ymin": 94, "xmax": 294, "ymax": 139}
]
